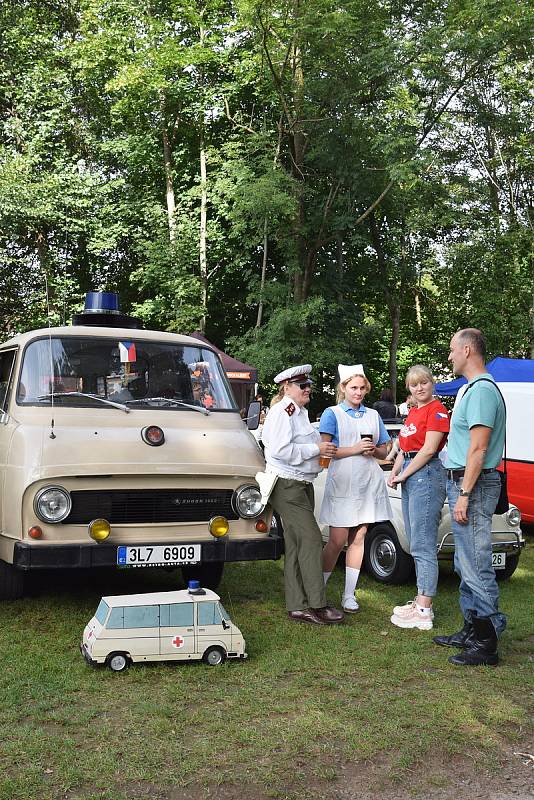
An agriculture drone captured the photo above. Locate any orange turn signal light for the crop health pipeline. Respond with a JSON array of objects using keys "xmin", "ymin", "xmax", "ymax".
[
  {"xmin": 255, "ymin": 519, "xmax": 268, "ymax": 533},
  {"xmin": 28, "ymin": 525, "xmax": 43, "ymax": 539}
]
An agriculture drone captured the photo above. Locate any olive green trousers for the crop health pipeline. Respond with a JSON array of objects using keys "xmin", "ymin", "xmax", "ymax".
[{"xmin": 269, "ymin": 478, "xmax": 327, "ymax": 612}]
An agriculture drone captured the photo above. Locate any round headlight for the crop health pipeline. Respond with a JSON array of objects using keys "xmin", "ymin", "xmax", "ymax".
[
  {"xmin": 233, "ymin": 485, "xmax": 264, "ymax": 519},
  {"xmin": 506, "ymin": 506, "xmax": 521, "ymax": 528},
  {"xmin": 34, "ymin": 486, "xmax": 72, "ymax": 523}
]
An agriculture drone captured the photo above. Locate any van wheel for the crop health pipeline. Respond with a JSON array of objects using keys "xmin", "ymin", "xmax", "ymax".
[
  {"xmin": 0, "ymin": 560, "xmax": 25, "ymax": 601},
  {"xmin": 364, "ymin": 523, "xmax": 414, "ymax": 584},
  {"xmin": 107, "ymin": 652, "xmax": 130, "ymax": 672},
  {"xmin": 182, "ymin": 562, "xmax": 224, "ymax": 590},
  {"xmin": 495, "ymin": 553, "xmax": 520, "ymax": 581},
  {"xmin": 202, "ymin": 646, "xmax": 225, "ymax": 666}
]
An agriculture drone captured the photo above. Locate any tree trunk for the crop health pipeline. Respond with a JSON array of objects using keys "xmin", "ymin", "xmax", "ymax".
[
  {"xmin": 368, "ymin": 212, "xmax": 401, "ymax": 402},
  {"xmin": 291, "ymin": 1, "xmax": 307, "ymax": 304},
  {"xmin": 336, "ymin": 232, "xmax": 344, "ymax": 303},
  {"xmin": 160, "ymin": 92, "xmax": 176, "ymax": 244},
  {"xmin": 388, "ymin": 304, "xmax": 401, "ymax": 401},
  {"xmin": 256, "ymin": 216, "xmax": 268, "ymax": 329},
  {"xmin": 199, "ymin": 125, "xmax": 208, "ymax": 333}
]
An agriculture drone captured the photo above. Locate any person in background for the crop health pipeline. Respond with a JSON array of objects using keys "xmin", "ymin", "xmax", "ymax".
[
  {"xmin": 261, "ymin": 365, "xmax": 344, "ymax": 626},
  {"xmin": 398, "ymin": 394, "xmax": 413, "ymax": 417},
  {"xmin": 434, "ymin": 328, "xmax": 506, "ymax": 666},
  {"xmin": 387, "ymin": 365, "xmax": 449, "ymax": 630},
  {"xmin": 373, "ymin": 388, "xmax": 397, "ymax": 420},
  {"xmin": 319, "ymin": 365, "xmax": 392, "ymax": 613}
]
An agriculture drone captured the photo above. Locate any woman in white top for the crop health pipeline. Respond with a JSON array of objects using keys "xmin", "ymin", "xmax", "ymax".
[{"xmin": 320, "ymin": 365, "xmax": 392, "ymax": 612}]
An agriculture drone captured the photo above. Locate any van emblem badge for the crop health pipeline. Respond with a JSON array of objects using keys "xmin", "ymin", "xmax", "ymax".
[{"xmin": 172, "ymin": 636, "xmax": 184, "ymax": 648}]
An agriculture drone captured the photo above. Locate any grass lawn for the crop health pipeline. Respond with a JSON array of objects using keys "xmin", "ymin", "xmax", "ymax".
[{"xmin": 0, "ymin": 538, "xmax": 532, "ymax": 800}]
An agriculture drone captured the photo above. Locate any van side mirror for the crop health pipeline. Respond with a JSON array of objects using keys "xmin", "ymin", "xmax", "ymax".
[
  {"xmin": 246, "ymin": 401, "xmax": 261, "ymax": 430},
  {"xmin": 222, "ymin": 619, "xmax": 230, "ymax": 630}
]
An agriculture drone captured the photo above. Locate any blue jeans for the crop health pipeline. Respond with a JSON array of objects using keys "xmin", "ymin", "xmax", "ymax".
[
  {"xmin": 401, "ymin": 458, "xmax": 446, "ymax": 597},
  {"xmin": 447, "ymin": 471, "xmax": 507, "ymax": 635}
]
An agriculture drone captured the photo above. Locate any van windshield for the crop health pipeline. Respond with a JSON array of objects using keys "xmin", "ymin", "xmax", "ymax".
[
  {"xmin": 95, "ymin": 599, "xmax": 110, "ymax": 625},
  {"xmin": 17, "ymin": 337, "xmax": 237, "ymax": 411}
]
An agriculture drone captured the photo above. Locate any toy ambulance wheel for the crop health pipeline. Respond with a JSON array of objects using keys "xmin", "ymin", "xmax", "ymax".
[
  {"xmin": 202, "ymin": 646, "xmax": 225, "ymax": 666},
  {"xmin": 107, "ymin": 652, "xmax": 129, "ymax": 672}
]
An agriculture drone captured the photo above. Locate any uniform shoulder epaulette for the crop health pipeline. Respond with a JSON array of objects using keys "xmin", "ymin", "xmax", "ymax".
[{"xmin": 285, "ymin": 402, "xmax": 296, "ymax": 416}]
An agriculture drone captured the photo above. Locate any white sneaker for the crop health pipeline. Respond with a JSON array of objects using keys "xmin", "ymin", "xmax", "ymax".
[
  {"xmin": 393, "ymin": 598, "xmax": 434, "ymax": 620},
  {"xmin": 390, "ymin": 605, "xmax": 434, "ymax": 630},
  {"xmin": 342, "ymin": 594, "xmax": 359, "ymax": 613}
]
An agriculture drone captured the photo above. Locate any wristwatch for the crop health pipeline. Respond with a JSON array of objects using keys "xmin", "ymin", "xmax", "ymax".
[{"xmin": 459, "ymin": 488, "xmax": 470, "ymax": 497}]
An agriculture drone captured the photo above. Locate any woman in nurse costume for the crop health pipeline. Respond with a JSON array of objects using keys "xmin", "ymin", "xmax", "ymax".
[{"xmin": 320, "ymin": 365, "xmax": 393, "ymax": 612}]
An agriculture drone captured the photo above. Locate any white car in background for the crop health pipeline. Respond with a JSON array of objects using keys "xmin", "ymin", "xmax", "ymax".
[{"xmin": 311, "ymin": 422, "xmax": 525, "ymax": 583}]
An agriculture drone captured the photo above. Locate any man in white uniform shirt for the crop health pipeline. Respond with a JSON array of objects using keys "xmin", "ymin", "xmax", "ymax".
[{"xmin": 262, "ymin": 365, "xmax": 343, "ymax": 625}]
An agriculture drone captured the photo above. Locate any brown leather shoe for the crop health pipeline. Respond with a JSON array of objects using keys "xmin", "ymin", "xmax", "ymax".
[
  {"xmin": 314, "ymin": 606, "xmax": 344, "ymax": 624},
  {"xmin": 288, "ymin": 609, "xmax": 326, "ymax": 625}
]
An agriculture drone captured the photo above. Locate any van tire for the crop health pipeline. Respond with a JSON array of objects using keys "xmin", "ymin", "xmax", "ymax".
[
  {"xmin": 0, "ymin": 560, "xmax": 25, "ymax": 601},
  {"xmin": 202, "ymin": 646, "xmax": 225, "ymax": 666},
  {"xmin": 364, "ymin": 523, "xmax": 414, "ymax": 584},
  {"xmin": 107, "ymin": 652, "xmax": 130, "ymax": 672},
  {"xmin": 181, "ymin": 562, "xmax": 224, "ymax": 590},
  {"xmin": 495, "ymin": 553, "xmax": 520, "ymax": 581}
]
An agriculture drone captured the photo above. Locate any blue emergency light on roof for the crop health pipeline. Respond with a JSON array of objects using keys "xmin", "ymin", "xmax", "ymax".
[
  {"xmin": 188, "ymin": 580, "xmax": 206, "ymax": 595},
  {"xmin": 72, "ymin": 291, "xmax": 142, "ymax": 329},
  {"xmin": 84, "ymin": 291, "xmax": 120, "ymax": 314}
]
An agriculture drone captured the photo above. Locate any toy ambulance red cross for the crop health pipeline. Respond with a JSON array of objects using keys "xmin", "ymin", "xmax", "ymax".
[{"xmin": 172, "ymin": 635, "xmax": 184, "ymax": 648}]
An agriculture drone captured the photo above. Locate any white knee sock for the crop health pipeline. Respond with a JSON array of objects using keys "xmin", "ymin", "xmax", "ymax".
[
  {"xmin": 323, "ymin": 571, "xmax": 332, "ymax": 585},
  {"xmin": 344, "ymin": 567, "xmax": 360, "ymax": 598}
]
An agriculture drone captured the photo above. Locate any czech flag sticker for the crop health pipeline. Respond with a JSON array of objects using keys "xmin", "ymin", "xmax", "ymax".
[{"xmin": 119, "ymin": 341, "xmax": 137, "ymax": 363}]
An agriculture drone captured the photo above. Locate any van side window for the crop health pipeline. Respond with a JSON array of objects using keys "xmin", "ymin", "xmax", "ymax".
[
  {"xmin": 0, "ymin": 349, "xmax": 16, "ymax": 411},
  {"xmin": 107, "ymin": 607, "xmax": 125, "ymax": 629},
  {"xmin": 123, "ymin": 605, "xmax": 159, "ymax": 628},
  {"xmin": 169, "ymin": 603, "xmax": 194, "ymax": 626},
  {"xmin": 198, "ymin": 602, "xmax": 222, "ymax": 626}
]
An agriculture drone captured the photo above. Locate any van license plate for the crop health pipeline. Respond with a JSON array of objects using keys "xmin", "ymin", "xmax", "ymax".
[
  {"xmin": 492, "ymin": 553, "xmax": 506, "ymax": 569},
  {"xmin": 117, "ymin": 545, "xmax": 201, "ymax": 567}
]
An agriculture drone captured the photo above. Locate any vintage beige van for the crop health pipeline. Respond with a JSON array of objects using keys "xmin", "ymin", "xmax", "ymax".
[
  {"xmin": 81, "ymin": 584, "xmax": 246, "ymax": 671},
  {"xmin": 0, "ymin": 293, "xmax": 280, "ymax": 600}
]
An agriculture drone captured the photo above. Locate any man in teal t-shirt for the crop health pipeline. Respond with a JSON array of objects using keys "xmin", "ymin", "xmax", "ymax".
[{"xmin": 433, "ymin": 329, "xmax": 506, "ymax": 666}]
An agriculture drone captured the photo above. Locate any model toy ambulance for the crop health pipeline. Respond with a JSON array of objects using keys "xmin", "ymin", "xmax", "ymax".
[
  {"xmin": 81, "ymin": 582, "xmax": 247, "ymax": 671},
  {"xmin": 0, "ymin": 292, "xmax": 280, "ymax": 600}
]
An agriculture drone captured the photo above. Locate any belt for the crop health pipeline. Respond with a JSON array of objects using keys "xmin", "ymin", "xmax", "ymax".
[
  {"xmin": 447, "ymin": 467, "xmax": 496, "ymax": 481},
  {"xmin": 402, "ymin": 451, "xmax": 439, "ymax": 459}
]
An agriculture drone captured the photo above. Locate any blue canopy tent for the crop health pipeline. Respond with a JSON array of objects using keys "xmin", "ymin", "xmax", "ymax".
[{"xmin": 435, "ymin": 357, "xmax": 534, "ymax": 396}]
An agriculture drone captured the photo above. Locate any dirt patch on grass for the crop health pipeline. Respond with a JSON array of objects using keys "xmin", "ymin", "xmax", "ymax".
[
  {"xmin": 145, "ymin": 737, "xmax": 534, "ymax": 800},
  {"xmin": 325, "ymin": 737, "xmax": 534, "ymax": 800}
]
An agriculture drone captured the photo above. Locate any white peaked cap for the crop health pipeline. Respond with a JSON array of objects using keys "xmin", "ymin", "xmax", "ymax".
[
  {"xmin": 274, "ymin": 364, "xmax": 313, "ymax": 384},
  {"xmin": 338, "ymin": 364, "xmax": 365, "ymax": 382}
]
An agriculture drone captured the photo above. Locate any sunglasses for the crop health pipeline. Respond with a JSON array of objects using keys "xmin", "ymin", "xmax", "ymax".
[{"xmin": 292, "ymin": 382, "xmax": 312, "ymax": 390}]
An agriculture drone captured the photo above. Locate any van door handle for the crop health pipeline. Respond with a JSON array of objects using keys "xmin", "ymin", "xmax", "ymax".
[
  {"xmin": 198, "ymin": 628, "xmax": 206, "ymax": 632},
  {"xmin": 186, "ymin": 628, "xmax": 193, "ymax": 632}
]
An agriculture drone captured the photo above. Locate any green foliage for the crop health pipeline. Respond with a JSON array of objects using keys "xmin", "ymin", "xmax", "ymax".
[{"xmin": 0, "ymin": 0, "xmax": 532, "ymax": 382}]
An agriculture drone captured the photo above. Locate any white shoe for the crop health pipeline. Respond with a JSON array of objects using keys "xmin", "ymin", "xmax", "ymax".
[
  {"xmin": 393, "ymin": 598, "xmax": 434, "ymax": 620},
  {"xmin": 342, "ymin": 594, "xmax": 359, "ymax": 613},
  {"xmin": 390, "ymin": 606, "xmax": 434, "ymax": 630}
]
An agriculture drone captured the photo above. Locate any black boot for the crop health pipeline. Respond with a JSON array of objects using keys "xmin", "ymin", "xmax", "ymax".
[
  {"xmin": 432, "ymin": 619, "xmax": 474, "ymax": 649},
  {"xmin": 448, "ymin": 616, "xmax": 499, "ymax": 666}
]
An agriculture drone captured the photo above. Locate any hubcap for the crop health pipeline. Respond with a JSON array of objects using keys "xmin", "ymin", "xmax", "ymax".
[
  {"xmin": 110, "ymin": 654, "xmax": 127, "ymax": 671},
  {"xmin": 370, "ymin": 535, "xmax": 397, "ymax": 578}
]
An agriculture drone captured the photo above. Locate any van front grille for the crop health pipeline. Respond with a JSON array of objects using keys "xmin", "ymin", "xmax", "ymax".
[{"xmin": 65, "ymin": 489, "xmax": 238, "ymax": 525}]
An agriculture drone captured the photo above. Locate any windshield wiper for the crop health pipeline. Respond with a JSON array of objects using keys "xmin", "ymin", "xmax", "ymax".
[
  {"xmin": 125, "ymin": 397, "xmax": 210, "ymax": 415},
  {"xmin": 38, "ymin": 392, "xmax": 130, "ymax": 413}
]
